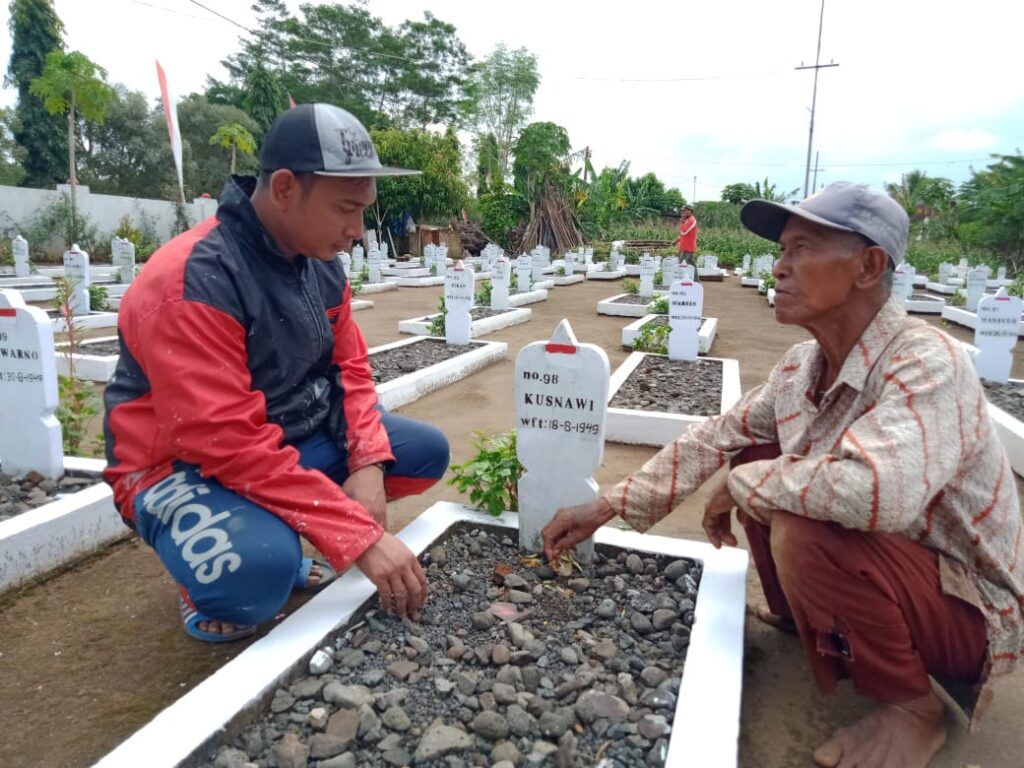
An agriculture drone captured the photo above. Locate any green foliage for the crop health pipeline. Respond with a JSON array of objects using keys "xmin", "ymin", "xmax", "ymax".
[
  {"xmin": 475, "ymin": 133, "xmax": 501, "ymax": 194},
  {"xmin": 692, "ymin": 201, "xmax": 742, "ymax": 229},
  {"xmin": 29, "ymin": 49, "xmax": 115, "ymax": 124},
  {"xmin": 6, "ymin": 0, "xmax": 66, "ymax": 187},
  {"xmin": 241, "ymin": 60, "xmax": 286, "ymax": 135},
  {"xmin": 886, "ymin": 170, "xmax": 956, "ymax": 220},
  {"xmin": 447, "ymin": 430, "xmax": 521, "ymax": 515},
  {"xmin": 0, "ymin": 107, "xmax": 27, "ymax": 185},
  {"xmin": 177, "ymin": 94, "xmax": 261, "ymax": 197},
  {"xmin": 209, "ymin": 121, "xmax": 256, "ymax": 174},
  {"xmin": 475, "ymin": 279, "xmax": 492, "ymax": 305},
  {"xmin": 633, "ymin": 321, "xmax": 669, "ymax": 354},
  {"xmin": 52, "ymin": 276, "xmax": 100, "ymax": 455},
  {"xmin": 555, "ymin": 266, "xmax": 565, "ymax": 276},
  {"xmin": 512, "ymin": 121, "xmax": 571, "ymax": 203},
  {"xmin": 622, "ymin": 277, "xmax": 639, "ymax": 294},
  {"xmin": 88, "ymin": 283, "xmax": 107, "ymax": 311},
  {"xmin": 113, "ymin": 213, "xmax": 160, "ymax": 260},
  {"xmin": 465, "ymin": 44, "xmax": 540, "ymax": 179},
  {"xmin": 577, "ymin": 163, "xmax": 684, "ymax": 237},
  {"xmin": 23, "ymin": 194, "xmax": 100, "ymax": 253},
  {"xmin": 699, "ymin": 228, "xmax": 778, "ymax": 267},
  {"xmin": 648, "ymin": 295, "xmax": 669, "ymax": 314},
  {"xmin": 957, "ymin": 153, "xmax": 1024, "ymax": 271},
  {"xmin": 1007, "ymin": 276, "xmax": 1024, "ymax": 299},
  {"xmin": 947, "ymin": 288, "xmax": 966, "ymax": 307},
  {"xmin": 478, "ymin": 189, "xmax": 527, "ymax": 249},
  {"xmin": 721, "ymin": 183, "xmax": 757, "ymax": 204},
  {"xmin": 427, "ymin": 296, "xmax": 446, "ymax": 336},
  {"xmin": 762, "ymin": 275, "xmax": 777, "ymax": 290}
]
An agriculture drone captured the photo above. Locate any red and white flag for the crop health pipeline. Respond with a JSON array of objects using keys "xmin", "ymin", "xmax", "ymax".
[
  {"xmin": 288, "ymin": 93, "xmax": 297, "ymax": 109},
  {"xmin": 156, "ymin": 59, "xmax": 184, "ymax": 202}
]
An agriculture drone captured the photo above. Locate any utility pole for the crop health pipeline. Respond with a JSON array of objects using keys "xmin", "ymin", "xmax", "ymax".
[
  {"xmin": 812, "ymin": 151, "xmax": 821, "ymax": 192},
  {"xmin": 692, "ymin": 175, "xmax": 697, "ymax": 205},
  {"xmin": 796, "ymin": 0, "xmax": 839, "ymax": 199}
]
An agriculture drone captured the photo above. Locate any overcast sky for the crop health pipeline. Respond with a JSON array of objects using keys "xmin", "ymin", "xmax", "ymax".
[{"xmin": 2, "ymin": 0, "xmax": 1022, "ymax": 201}]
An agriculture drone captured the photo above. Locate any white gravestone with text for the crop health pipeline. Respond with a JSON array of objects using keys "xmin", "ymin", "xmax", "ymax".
[
  {"xmin": 339, "ymin": 251, "xmax": 351, "ymax": 278},
  {"xmin": 563, "ymin": 251, "xmax": 576, "ymax": 277},
  {"xmin": 352, "ymin": 244, "xmax": 364, "ymax": 272},
  {"xmin": 639, "ymin": 257, "xmax": 657, "ymax": 298},
  {"xmin": 112, "ymin": 237, "xmax": 136, "ymax": 284},
  {"xmin": 0, "ymin": 289, "xmax": 63, "ymax": 477},
  {"xmin": 742, "ymin": 254, "xmax": 751, "ymax": 273},
  {"xmin": 444, "ymin": 262, "xmax": 474, "ymax": 345},
  {"xmin": 491, "ymin": 258, "xmax": 510, "ymax": 310},
  {"xmin": 661, "ymin": 257, "xmax": 679, "ymax": 288},
  {"xmin": 678, "ymin": 264, "xmax": 696, "ymax": 282},
  {"xmin": 368, "ymin": 249, "xmax": 383, "ymax": 284},
  {"xmin": 531, "ymin": 253, "xmax": 544, "ymax": 284},
  {"xmin": 966, "ymin": 269, "xmax": 987, "ymax": 311},
  {"xmin": 63, "ymin": 245, "xmax": 90, "ymax": 317},
  {"xmin": 975, "ymin": 288, "xmax": 1021, "ymax": 383},
  {"xmin": 13, "ymin": 235, "xmax": 29, "ymax": 279},
  {"xmin": 998, "ymin": 266, "xmax": 1007, "ymax": 281},
  {"xmin": 938, "ymin": 263, "xmax": 952, "ymax": 283},
  {"xmin": 516, "ymin": 320, "xmax": 609, "ymax": 560},
  {"xmin": 516, "ymin": 258, "xmax": 532, "ymax": 294},
  {"xmin": 669, "ymin": 280, "xmax": 704, "ymax": 362},
  {"xmin": 892, "ymin": 269, "xmax": 912, "ymax": 303}
]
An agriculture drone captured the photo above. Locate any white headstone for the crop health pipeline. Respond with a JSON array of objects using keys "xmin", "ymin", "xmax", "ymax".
[
  {"xmin": 112, "ymin": 237, "xmax": 136, "ymax": 284},
  {"xmin": 515, "ymin": 319, "xmax": 609, "ymax": 560},
  {"xmin": 380, "ymin": 240, "xmax": 389, "ymax": 259},
  {"xmin": 966, "ymin": 268, "xmax": 987, "ymax": 311},
  {"xmin": 368, "ymin": 249, "xmax": 383, "ymax": 284},
  {"xmin": 365, "ymin": 230, "xmax": 379, "ymax": 252},
  {"xmin": 564, "ymin": 251, "xmax": 576, "ymax": 277},
  {"xmin": 584, "ymin": 247, "xmax": 594, "ymax": 265},
  {"xmin": 975, "ymin": 288, "xmax": 1021, "ymax": 383},
  {"xmin": 742, "ymin": 254, "xmax": 751, "ymax": 273},
  {"xmin": 668, "ymin": 280, "xmax": 704, "ymax": 361},
  {"xmin": 678, "ymin": 264, "xmax": 696, "ymax": 282},
  {"xmin": 998, "ymin": 266, "xmax": 1007, "ymax": 281},
  {"xmin": 352, "ymin": 244, "xmax": 365, "ymax": 272},
  {"xmin": 491, "ymin": 258, "xmax": 511, "ymax": 310},
  {"xmin": 639, "ymin": 257, "xmax": 657, "ymax": 298},
  {"xmin": 661, "ymin": 257, "xmax": 679, "ymax": 288},
  {"xmin": 0, "ymin": 289, "xmax": 63, "ymax": 477},
  {"xmin": 516, "ymin": 258, "xmax": 532, "ymax": 294},
  {"xmin": 12, "ymin": 235, "xmax": 29, "ymax": 279},
  {"xmin": 958, "ymin": 258, "xmax": 969, "ymax": 281},
  {"xmin": 531, "ymin": 253, "xmax": 544, "ymax": 284},
  {"xmin": 977, "ymin": 264, "xmax": 992, "ymax": 280},
  {"xmin": 63, "ymin": 245, "xmax": 90, "ymax": 317},
  {"xmin": 892, "ymin": 268, "xmax": 912, "ymax": 303},
  {"xmin": 704, "ymin": 254, "xmax": 718, "ymax": 271},
  {"xmin": 444, "ymin": 261, "xmax": 474, "ymax": 345},
  {"xmin": 938, "ymin": 262, "xmax": 952, "ymax": 283},
  {"xmin": 339, "ymin": 251, "xmax": 351, "ymax": 278}
]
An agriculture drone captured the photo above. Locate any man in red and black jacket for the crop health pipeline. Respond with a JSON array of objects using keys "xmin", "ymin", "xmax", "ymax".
[{"xmin": 103, "ymin": 104, "xmax": 448, "ymax": 642}]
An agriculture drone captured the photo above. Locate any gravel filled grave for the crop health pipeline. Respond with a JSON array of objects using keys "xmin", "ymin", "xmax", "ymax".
[
  {"xmin": 633, "ymin": 316, "xmax": 708, "ymax": 331},
  {"xmin": 203, "ymin": 524, "xmax": 701, "ymax": 768},
  {"xmin": 422, "ymin": 307, "xmax": 518, "ymax": 322},
  {"xmin": 370, "ymin": 339, "xmax": 481, "ymax": 385},
  {"xmin": 608, "ymin": 295, "xmax": 657, "ymax": 306},
  {"xmin": 0, "ymin": 470, "xmax": 101, "ymax": 522},
  {"xmin": 909, "ymin": 294, "xmax": 944, "ymax": 302},
  {"xmin": 983, "ymin": 380, "xmax": 1024, "ymax": 422},
  {"xmin": 609, "ymin": 357, "xmax": 723, "ymax": 416},
  {"xmin": 74, "ymin": 340, "xmax": 121, "ymax": 356}
]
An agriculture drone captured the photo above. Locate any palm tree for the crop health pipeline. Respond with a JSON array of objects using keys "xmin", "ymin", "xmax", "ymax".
[
  {"xmin": 753, "ymin": 177, "xmax": 799, "ymax": 203},
  {"xmin": 209, "ymin": 122, "xmax": 256, "ymax": 175},
  {"xmin": 29, "ymin": 50, "xmax": 115, "ymax": 242}
]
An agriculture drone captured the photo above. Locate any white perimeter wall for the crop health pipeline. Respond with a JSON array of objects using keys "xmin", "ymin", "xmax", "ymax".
[{"xmin": 0, "ymin": 183, "xmax": 219, "ymax": 256}]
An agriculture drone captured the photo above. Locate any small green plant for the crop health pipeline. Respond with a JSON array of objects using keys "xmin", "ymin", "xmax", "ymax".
[
  {"xmin": 654, "ymin": 269, "xmax": 663, "ymax": 286},
  {"xmin": 429, "ymin": 263, "xmax": 438, "ymax": 276},
  {"xmin": 88, "ymin": 284, "xmax": 108, "ymax": 311},
  {"xmin": 350, "ymin": 278, "xmax": 363, "ymax": 296},
  {"xmin": 622, "ymin": 278, "xmax": 639, "ymax": 294},
  {"xmin": 556, "ymin": 266, "xmax": 566, "ymax": 276},
  {"xmin": 427, "ymin": 296, "xmax": 447, "ymax": 336},
  {"xmin": 1007, "ymin": 276, "xmax": 1024, "ymax": 299},
  {"xmin": 360, "ymin": 264, "xmax": 370, "ymax": 282},
  {"xmin": 52, "ymin": 277, "xmax": 101, "ymax": 455},
  {"xmin": 633, "ymin": 320, "xmax": 670, "ymax": 354},
  {"xmin": 648, "ymin": 296, "xmax": 669, "ymax": 314},
  {"xmin": 763, "ymin": 275, "xmax": 777, "ymax": 290},
  {"xmin": 475, "ymin": 280, "xmax": 492, "ymax": 306},
  {"xmin": 948, "ymin": 289, "xmax": 966, "ymax": 307},
  {"xmin": 447, "ymin": 430, "xmax": 522, "ymax": 515},
  {"xmin": 114, "ymin": 212, "xmax": 160, "ymax": 261}
]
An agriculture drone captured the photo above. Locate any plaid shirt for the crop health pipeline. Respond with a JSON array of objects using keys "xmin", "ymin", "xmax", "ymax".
[{"xmin": 606, "ymin": 296, "xmax": 1023, "ymax": 695}]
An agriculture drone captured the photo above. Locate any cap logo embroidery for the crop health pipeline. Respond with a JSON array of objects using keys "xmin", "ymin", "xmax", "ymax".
[{"xmin": 337, "ymin": 128, "xmax": 375, "ymax": 164}]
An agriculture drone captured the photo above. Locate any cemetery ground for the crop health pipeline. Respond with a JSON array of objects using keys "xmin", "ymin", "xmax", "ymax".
[{"xmin": 1, "ymin": 277, "xmax": 1022, "ymax": 768}]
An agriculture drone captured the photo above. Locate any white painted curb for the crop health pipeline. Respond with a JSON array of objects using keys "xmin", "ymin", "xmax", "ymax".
[
  {"xmin": 740, "ymin": 277, "xmax": 761, "ymax": 288},
  {"xmin": 54, "ymin": 335, "xmax": 120, "ymax": 381},
  {"xmin": 0, "ymin": 456, "xmax": 125, "ymax": 594},
  {"xmin": 391, "ymin": 275, "xmax": 446, "ymax": 287},
  {"xmin": 941, "ymin": 305, "xmax": 1022, "ymax": 334},
  {"xmin": 606, "ymin": 353, "xmax": 742, "ymax": 446},
  {"xmin": 355, "ymin": 281, "xmax": 399, "ymax": 295},
  {"xmin": 372, "ymin": 336, "xmax": 508, "ymax": 410},
  {"xmin": 52, "ymin": 311, "xmax": 118, "ymax": 333},
  {"xmin": 904, "ymin": 296, "xmax": 945, "ymax": 314},
  {"xmin": 926, "ymin": 282, "xmax": 959, "ymax": 296},
  {"xmin": 551, "ymin": 274, "xmax": 585, "ymax": 286},
  {"xmin": 350, "ymin": 299, "xmax": 373, "ymax": 312},
  {"xmin": 588, "ymin": 269, "xmax": 627, "ymax": 281},
  {"xmin": 95, "ymin": 501, "xmax": 747, "ymax": 768},
  {"xmin": 988, "ymin": 395, "xmax": 1024, "ymax": 478},
  {"xmin": 598, "ymin": 293, "xmax": 662, "ymax": 318},
  {"xmin": 621, "ymin": 315, "xmax": 718, "ymax": 355},
  {"xmin": 507, "ymin": 289, "xmax": 548, "ymax": 308},
  {"xmin": 397, "ymin": 308, "xmax": 532, "ymax": 338}
]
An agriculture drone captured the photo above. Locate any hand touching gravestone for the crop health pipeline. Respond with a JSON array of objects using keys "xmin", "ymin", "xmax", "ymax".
[
  {"xmin": 966, "ymin": 268, "xmax": 987, "ymax": 311},
  {"xmin": 444, "ymin": 261, "xmax": 474, "ymax": 345},
  {"xmin": 490, "ymin": 257, "xmax": 510, "ymax": 310},
  {"xmin": 516, "ymin": 257, "xmax": 532, "ymax": 294},
  {"xmin": 668, "ymin": 280, "xmax": 704, "ymax": 361},
  {"xmin": 13, "ymin": 235, "xmax": 30, "ymax": 279},
  {"xmin": 63, "ymin": 245, "xmax": 91, "ymax": 317},
  {"xmin": 975, "ymin": 288, "xmax": 1021, "ymax": 383},
  {"xmin": 0, "ymin": 290, "xmax": 62, "ymax": 477},
  {"xmin": 639, "ymin": 256, "xmax": 657, "ymax": 298},
  {"xmin": 516, "ymin": 320, "xmax": 609, "ymax": 561}
]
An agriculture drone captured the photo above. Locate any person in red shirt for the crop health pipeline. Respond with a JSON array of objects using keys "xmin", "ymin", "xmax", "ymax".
[{"xmin": 677, "ymin": 205, "xmax": 698, "ymax": 259}]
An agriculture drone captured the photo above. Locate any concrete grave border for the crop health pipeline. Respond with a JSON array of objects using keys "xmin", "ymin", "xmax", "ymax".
[
  {"xmin": 397, "ymin": 307, "xmax": 532, "ymax": 338},
  {"xmin": 54, "ymin": 335, "xmax": 120, "ymax": 381},
  {"xmin": 0, "ymin": 456, "xmax": 125, "ymax": 594},
  {"xmin": 587, "ymin": 269, "xmax": 627, "ymax": 281},
  {"xmin": 987, "ymin": 389, "xmax": 1024, "ymax": 478},
  {"xmin": 371, "ymin": 336, "xmax": 507, "ymax": 410},
  {"xmin": 904, "ymin": 295, "xmax": 946, "ymax": 314},
  {"xmin": 94, "ymin": 501, "xmax": 748, "ymax": 768},
  {"xmin": 621, "ymin": 315, "xmax": 718, "ymax": 355},
  {"xmin": 390, "ymin": 275, "xmax": 446, "ymax": 288},
  {"xmin": 354, "ymin": 281, "xmax": 399, "ymax": 295},
  {"xmin": 551, "ymin": 274, "xmax": 585, "ymax": 286},
  {"xmin": 597, "ymin": 293, "xmax": 665, "ymax": 318},
  {"xmin": 52, "ymin": 311, "xmax": 119, "ymax": 333},
  {"xmin": 606, "ymin": 353, "xmax": 742, "ymax": 446},
  {"xmin": 507, "ymin": 289, "xmax": 548, "ymax": 307},
  {"xmin": 941, "ymin": 306, "xmax": 1024, "ymax": 336},
  {"xmin": 925, "ymin": 282, "xmax": 959, "ymax": 296},
  {"xmin": 350, "ymin": 299, "xmax": 373, "ymax": 312},
  {"xmin": 740, "ymin": 277, "xmax": 762, "ymax": 288}
]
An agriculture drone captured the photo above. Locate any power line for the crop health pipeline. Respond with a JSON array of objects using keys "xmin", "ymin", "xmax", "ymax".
[
  {"xmin": 649, "ymin": 157, "xmax": 989, "ymax": 169},
  {"xmin": 185, "ymin": 0, "xmax": 251, "ymax": 33},
  {"xmin": 570, "ymin": 70, "xmax": 789, "ymax": 83}
]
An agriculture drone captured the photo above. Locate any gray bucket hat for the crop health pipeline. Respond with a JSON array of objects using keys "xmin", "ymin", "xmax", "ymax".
[{"xmin": 740, "ymin": 182, "xmax": 909, "ymax": 266}]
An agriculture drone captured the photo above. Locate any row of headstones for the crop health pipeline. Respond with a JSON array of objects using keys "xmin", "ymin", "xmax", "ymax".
[
  {"xmin": 938, "ymin": 260, "xmax": 1006, "ymax": 284},
  {"xmin": 747, "ymin": 254, "xmax": 776, "ymax": 279},
  {"xmin": 9, "ymin": 235, "xmax": 136, "ymax": 285}
]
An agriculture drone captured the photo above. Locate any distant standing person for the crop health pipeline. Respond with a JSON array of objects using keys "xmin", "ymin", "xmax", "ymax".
[{"xmin": 677, "ymin": 205, "xmax": 699, "ymax": 278}]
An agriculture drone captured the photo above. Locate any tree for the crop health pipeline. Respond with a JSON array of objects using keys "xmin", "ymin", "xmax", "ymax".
[
  {"xmin": 886, "ymin": 170, "xmax": 955, "ymax": 221},
  {"xmin": 475, "ymin": 132, "xmax": 501, "ymax": 195},
  {"xmin": 721, "ymin": 182, "xmax": 757, "ymax": 204},
  {"xmin": 209, "ymin": 122, "xmax": 256, "ymax": 175},
  {"xmin": 0, "ymin": 107, "xmax": 27, "ymax": 186},
  {"xmin": 752, "ymin": 177, "xmax": 798, "ymax": 203},
  {"xmin": 242, "ymin": 59, "xmax": 286, "ymax": 136},
  {"xmin": 465, "ymin": 44, "xmax": 540, "ymax": 181},
  {"xmin": 957, "ymin": 153, "xmax": 1024, "ymax": 270},
  {"xmin": 512, "ymin": 121, "xmax": 571, "ymax": 214},
  {"xmin": 29, "ymin": 49, "xmax": 115, "ymax": 239},
  {"xmin": 5, "ymin": 0, "xmax": 66, "ymax": 188},
  {"xmin": 79, "ymin": 86, "xmax": 173, "ymax": 198},
  {"xmin": 177, "ymin": 94, "xmax": 260, "ymax": 198}
]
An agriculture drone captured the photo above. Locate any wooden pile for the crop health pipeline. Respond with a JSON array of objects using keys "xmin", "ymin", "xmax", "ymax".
[
  {"xmin": 520, "ymin": 184, "xmax": 584, "ymax": 254},
  {"xmin": 453, "ymin": 216, "xmax": 491, "ymax": 255}
]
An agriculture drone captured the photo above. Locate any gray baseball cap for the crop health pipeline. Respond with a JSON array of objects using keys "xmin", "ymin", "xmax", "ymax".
[
  {"xmin": 740, "ymin": 182, "xmax": 909, "ymax": 266},
  {"xmin": 260, "ymin": 103, "xmax": 421, "ymax": 178}
]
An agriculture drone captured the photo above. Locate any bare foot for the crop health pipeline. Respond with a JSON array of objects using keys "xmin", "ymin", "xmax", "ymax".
[
  {"xmin": 813, "ymin": 692, "xmax": 947, "ymax": 768},
  {"xmin": 197, "ymin": 619, "xmax": 241, "ymax": 635},
  {"xmin": 750, "ymin": 606, "xmax": 798, "ymax": 635}
]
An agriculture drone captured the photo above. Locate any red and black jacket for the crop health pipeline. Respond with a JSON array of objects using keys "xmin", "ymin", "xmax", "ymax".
[{"xmin": 102, "ymin": 176, "xmax": 390, "ymax": 569}]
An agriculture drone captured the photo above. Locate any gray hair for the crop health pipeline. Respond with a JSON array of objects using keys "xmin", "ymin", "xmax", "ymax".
[{"xmin": 881, "ymin": 262, "xmax": 894, "ymax": 291}]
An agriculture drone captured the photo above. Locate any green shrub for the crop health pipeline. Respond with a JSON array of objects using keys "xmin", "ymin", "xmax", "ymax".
[
  {"xmin": 88, "ymin": 284, "xmax": 108, "ymax": 312},
  {"xmin": 947, "ymin": 289, "xmax": 966, "ymax": 307},
  {"xmin": 114, "ymin": 212, "xmax": 161, "ymax": 261},
  {"xmin": 447, "ymin": 430, "xmax": 522, "ymax": 515},
  {"xmin": 692, "ymin": 201, "xmax": 742, "ymax": 229},
  {"xmin": 478, "ymin": 191, "xmax": 527, "ymax": 250},
  {"xmin": 648, "ymin": 296, "xmax": 669, "ymax": 314},
  {"xmin": 475, "ymin": 280, "xmax": 492, "ymax": 305},
  {"xmin": 427, "ymin": 296, "xmax": 446, "ymax": 336},
  {"xmin": 24, "ymin": 196, "xmax": 102, "ymax": 257},
  {"xmin": 622, "ymin": 278, "xmax": 639, "ymax": 294},
  {"xmin": 633, "ymin": 321, "xmax": 669, "ymax": 354}
]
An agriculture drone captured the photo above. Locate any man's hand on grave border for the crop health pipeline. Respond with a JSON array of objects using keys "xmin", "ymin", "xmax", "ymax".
[
  {"xmin": 355, "ymin": 532, "xmax": 428, "ymax": 618},
  {"xmin": 343, "ymin": 464, "xmax": 388, "ymax": 529},
  {"xmin": 542, "ymin": 498, "xmax": 617, "ymax": 562},
  {"xmin": 702, "ymin": 474, "xmax": 740, "ymax": 549}
]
